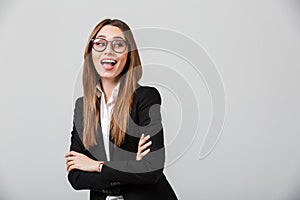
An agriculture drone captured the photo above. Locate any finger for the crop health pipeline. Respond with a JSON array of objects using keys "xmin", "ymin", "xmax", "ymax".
[
  {"xmin": 65, "ymin": 155, "xmax": 75, "ymax": 165},
  {"xmin": 142, "ymin": 135, "xmax": 150, "ymax": 143},
  {"xmin": 67, "ymin": 163, "xmax": 76, "ymax": 172},
  {"xmin": 138, "ymin": 134, "xmax": 144, "ymax": 143},
  {"xmin": 136, "ymin": 155, "xmax": 141, "ymax": 161},
  {"xmin": 139, "ymin": 135, "xmax": 150, "ymax": 147},
  {"xmin": 140, "ymin": 141, "xmax": 152, "ymax": 151},
  {"xmin": 67, "ymin": 160, "xmax": 75, "ymax": 166},
  {"xmin": 65, "ymin": 151, "xmax": 78, "ymax": 157},
  {"xmin": 140, "ymin": 148, "xmax": 151, "ymax": 157},
  {"xmin": 138, "ymin": 134, "xmax": 145, "ymax": 146},
  {"xmin": 66, "ymin": 156, "xmax": 75, "ymax": 162},
  {"xmin": 66, "ymin": 159, "xmax": 74, "ymax": 167},
  {"xmin": 65, "ymin": 152, "xmax": 73, "ymax": 157},
  {"xmin": 67, "ymin": 165, "xmax": 73, "ymax": 172},
  {"xmin": 70, "ymin": 151, "xmax": 79, "ymax": 155},
  {"xmin": 67, "ymin": 163, "xmax": 71, "ymax": 172}
]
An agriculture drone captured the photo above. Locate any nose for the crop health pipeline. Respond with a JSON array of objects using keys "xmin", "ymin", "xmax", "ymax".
[{"xmin": 103, "ymin": 41, "xmax": 114, "ymax": 54}]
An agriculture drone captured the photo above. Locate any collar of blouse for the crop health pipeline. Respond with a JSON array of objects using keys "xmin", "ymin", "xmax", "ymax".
[{"xmin": 96, "ymin": 79, "xmax": 121, "ymax": 104}]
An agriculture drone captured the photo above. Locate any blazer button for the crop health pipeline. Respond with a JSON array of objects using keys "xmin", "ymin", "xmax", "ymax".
[{"xmin": 101, "ymin": 189, "xmax": 106, "ymax": 193}]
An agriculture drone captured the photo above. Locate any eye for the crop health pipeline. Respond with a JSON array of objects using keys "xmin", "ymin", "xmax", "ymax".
[
  {"xmin": 113, "ymin": 40, "xmax": 126, "ymax": 48},
  {"xmin": 94, "ymin": 39, "xmax": 106, "ymax": 47}
]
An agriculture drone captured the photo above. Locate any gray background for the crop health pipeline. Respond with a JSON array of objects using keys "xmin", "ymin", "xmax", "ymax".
[{"xmin": 0, "ymin": 0, "xmax": 300, "ymax": 199}]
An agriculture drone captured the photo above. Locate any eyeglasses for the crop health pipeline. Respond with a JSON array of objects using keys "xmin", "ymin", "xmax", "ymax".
[{"xmin": 91, "ymin": 38, "xmax": 129, "ymax": 53}]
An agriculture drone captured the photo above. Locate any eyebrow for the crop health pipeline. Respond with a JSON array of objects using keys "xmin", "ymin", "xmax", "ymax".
[{"xmin": 96, "ymin": 35, "xmax": 125, "ymax": 40}]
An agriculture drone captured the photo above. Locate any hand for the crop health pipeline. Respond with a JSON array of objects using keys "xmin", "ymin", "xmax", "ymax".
[
  {"xmin": 136, "ymin": 134, "xmax": 152, "ymax": 161},
  {"xmin": 65, "ymin": 151, "xmax": 101, "ymax": 172}
]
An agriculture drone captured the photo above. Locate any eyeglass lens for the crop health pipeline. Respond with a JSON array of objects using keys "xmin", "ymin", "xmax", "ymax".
[{"xmin": 92, "ymin": 38, "xmax": 127, "ymax": 53}]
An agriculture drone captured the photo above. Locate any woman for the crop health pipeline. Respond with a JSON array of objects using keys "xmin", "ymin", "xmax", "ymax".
[{"xmin": 65, "ymin": 18, "xmax": 178, "ymax": 200}]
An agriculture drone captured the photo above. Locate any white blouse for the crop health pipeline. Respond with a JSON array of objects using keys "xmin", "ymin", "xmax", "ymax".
[{"xmin": 96, "ymin": 80, "xmax": 124, "ymax": 200}]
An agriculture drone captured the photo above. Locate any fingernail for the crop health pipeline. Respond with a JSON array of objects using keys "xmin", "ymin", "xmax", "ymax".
[
  {"xmin": 146, "ymin": 135, "xmax": 150, "ymax": 138},
  {"xmin": 141, "ymin": 133, "xmax": 144, "ymax": 138}
]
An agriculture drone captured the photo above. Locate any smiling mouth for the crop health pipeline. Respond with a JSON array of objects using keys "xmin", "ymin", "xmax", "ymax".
[
  {"xmin": 100, "ymin": 59, "xmax": 117, "ymax": 66},
  {"xmin": 100, "ymin": 59, "xmax": 118, "ymax": 70}
]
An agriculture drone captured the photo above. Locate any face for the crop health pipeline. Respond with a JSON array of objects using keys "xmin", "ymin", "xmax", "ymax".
[{"xmin": 92, "ymin": 25, "xmax": 128, "ymax": 82}]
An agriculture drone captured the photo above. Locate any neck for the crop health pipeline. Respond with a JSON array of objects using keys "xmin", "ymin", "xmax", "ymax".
[{"xmin": 100, "ymin": 78, "xmax": 119, "ymax": 103}]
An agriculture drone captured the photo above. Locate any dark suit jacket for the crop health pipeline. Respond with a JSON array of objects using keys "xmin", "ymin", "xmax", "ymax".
[{"xmin": 67, "ymin": 84, "xmax": 178, "ymax": 200}]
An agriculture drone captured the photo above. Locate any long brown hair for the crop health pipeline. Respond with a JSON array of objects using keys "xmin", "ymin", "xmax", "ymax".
[{"xmin": 82, "ymin": 19, "xmax": 142, "ymax": 149}]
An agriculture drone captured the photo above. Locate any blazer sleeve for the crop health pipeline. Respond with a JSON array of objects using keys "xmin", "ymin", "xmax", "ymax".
[
  {"xmin": 67, "ymin": 98, "xmax": 122, "ymax": 195},
  {"xmin": 67, "ymin": 87, "xmax": 165, "ymax": 192}
]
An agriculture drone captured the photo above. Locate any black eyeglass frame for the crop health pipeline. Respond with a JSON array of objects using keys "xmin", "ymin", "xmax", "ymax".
[{"xmin": 90, "ymin": 38, "xmax": 130, "ymax": 53}]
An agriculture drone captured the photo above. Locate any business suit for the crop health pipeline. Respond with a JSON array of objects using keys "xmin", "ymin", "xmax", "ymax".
[{"xmin": 67, "ymin": 84, "xmax": 178, "ymax": 200}]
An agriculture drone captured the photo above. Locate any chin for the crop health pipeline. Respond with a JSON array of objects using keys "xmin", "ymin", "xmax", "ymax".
[
  {"xmin": 100, "ymin": 72, "xmax": 119, "ymax": 80},
  {"xmin": 101, "ymin": 75, "xmax": 116, "ymax": 80}
]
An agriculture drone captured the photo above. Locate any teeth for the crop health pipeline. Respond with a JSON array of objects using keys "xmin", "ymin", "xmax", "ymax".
[{"xmin": 101, "ymin": 59, "xmax": 117, "ymax": 64}]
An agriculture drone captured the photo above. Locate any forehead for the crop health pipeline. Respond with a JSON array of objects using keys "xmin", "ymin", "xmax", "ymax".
[{"xmin": 96, "ymin": 25, "xmax": 125, "ymax": 40}]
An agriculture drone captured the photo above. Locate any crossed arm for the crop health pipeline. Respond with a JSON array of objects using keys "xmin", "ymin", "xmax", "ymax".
[
  {"xmin": 64, "ymin": 134, "xmax": 151, "ymax": 173},
  {"xmin": 65, "ymin": 87, "xmax": 165, "ymax": 193}
]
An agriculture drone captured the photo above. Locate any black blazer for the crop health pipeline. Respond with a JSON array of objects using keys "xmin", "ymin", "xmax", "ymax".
[{"xmin": 67, "ymin": 84, "xmax": 178, "ymax": 200}]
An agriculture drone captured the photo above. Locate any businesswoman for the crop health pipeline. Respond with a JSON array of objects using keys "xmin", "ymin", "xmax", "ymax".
[{"xmin": 65, "ymin": 18, "xmax": 178, "ymax": 200}]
